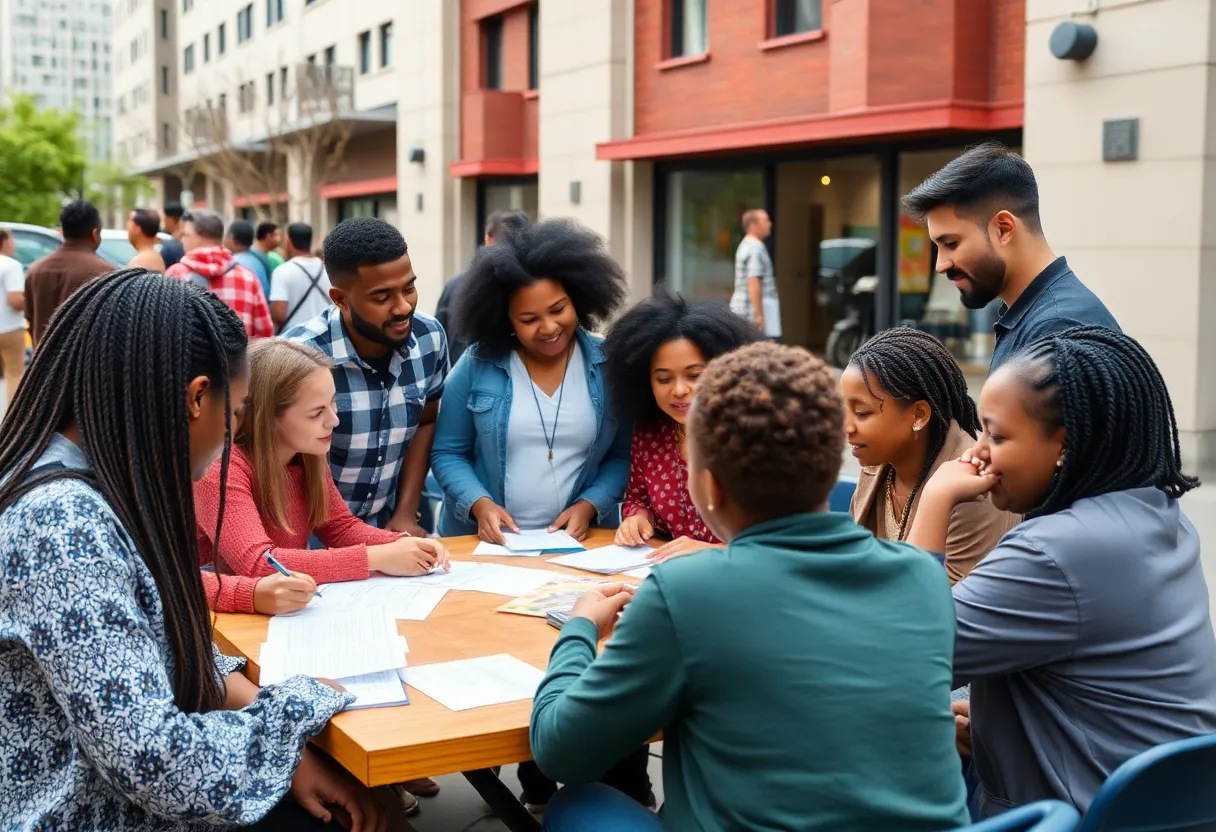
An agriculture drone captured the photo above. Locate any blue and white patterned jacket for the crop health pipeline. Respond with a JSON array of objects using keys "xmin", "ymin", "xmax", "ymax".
[{"xmin": 0, "ymin": 434, "xmax": 352, "ymax": 829}]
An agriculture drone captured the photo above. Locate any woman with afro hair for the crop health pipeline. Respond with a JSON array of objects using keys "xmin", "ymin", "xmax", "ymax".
[{"xmin": 603, "ymin": 292, "xmax": 759, "ymax": 562}]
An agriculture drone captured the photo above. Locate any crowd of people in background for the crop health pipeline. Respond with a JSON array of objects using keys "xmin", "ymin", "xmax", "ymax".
[{"xmin": 0, "ymin": 142, "xmax": 1213, "ymax": 832}]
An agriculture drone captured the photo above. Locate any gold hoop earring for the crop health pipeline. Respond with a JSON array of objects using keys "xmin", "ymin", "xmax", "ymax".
[{"xmin": 706, "ymin": 504, "xmax": 715, "ymax": 513}]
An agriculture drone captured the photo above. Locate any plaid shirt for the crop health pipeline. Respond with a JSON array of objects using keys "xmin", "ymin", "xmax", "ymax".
[
  {"xmin": 166, "ymin": 246, "xmax": 274, "ymax": 338},
  {"xmin": 285, "ymin": 306, "xmax": 449, "ymax": 527}
]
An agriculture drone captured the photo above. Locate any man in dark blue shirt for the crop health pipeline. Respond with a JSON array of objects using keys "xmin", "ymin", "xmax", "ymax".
[{"xmin": 903, "ymin": 142, "xmax": 1119, "ymax": 373}]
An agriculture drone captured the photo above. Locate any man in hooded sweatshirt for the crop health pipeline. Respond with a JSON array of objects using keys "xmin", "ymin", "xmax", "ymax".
[{"xmin": 166, "ymin": 208, "xmax": 273, "ymax": 338}]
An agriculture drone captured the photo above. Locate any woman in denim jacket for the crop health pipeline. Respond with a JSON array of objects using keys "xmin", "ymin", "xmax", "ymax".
[{"xmin": 432, "ymin": 217, "xmax": 632, "ymax": 544}]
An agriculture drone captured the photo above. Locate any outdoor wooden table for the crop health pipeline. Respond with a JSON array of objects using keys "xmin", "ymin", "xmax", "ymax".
[{"xmin": 212, "ymin": 528, "xmax": 641, "ymax": 831}]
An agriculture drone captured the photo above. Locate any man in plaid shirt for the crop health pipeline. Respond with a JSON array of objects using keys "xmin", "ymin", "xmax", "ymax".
[
  {"xmin": 166, "ymin": 208, "xmax": 273, "ymax": 338},
  {"xmin": 285, "ymin": 216, "xmax": 448, "ymax": 538}
]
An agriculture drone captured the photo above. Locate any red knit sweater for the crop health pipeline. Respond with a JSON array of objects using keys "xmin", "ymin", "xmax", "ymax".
[
  {"xmin": 194, "ymin": 447, "xmax": 403, "ymax": 584},
  {"xmin": 201, "ymin": 570, "xmax": 260, "ymax": 614}
]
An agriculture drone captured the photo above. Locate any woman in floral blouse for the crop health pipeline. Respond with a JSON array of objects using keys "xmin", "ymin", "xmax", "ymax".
[
  {"xmin": 604, "ymin": 293, "xmax": 759, "ymax": 562},
  {"xmin": 0, "ymin": 271, "xmax": 385, "ymax": 830}
]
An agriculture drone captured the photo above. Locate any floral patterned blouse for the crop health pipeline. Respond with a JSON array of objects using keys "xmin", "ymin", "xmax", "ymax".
[
  {"xmin": 0, "ymin": 434, "xmax": 351, "ymax": 829},
  {"xmin": 620, "ymin": 419, "xmax": 720, "ymax": 544}
]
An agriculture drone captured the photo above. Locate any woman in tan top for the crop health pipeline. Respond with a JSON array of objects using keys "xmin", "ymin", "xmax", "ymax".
[{"xmin": 841, "ymin": 328, "xmax": 1017, "ymax": 583}]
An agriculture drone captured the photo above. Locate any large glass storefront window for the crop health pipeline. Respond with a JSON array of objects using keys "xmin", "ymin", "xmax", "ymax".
[
  {"xmin": 664, "ymin": 168, "xmax": 764, "ymax": 304},
  {"xmin": 482, "ymin": 178, "xmax": 539, "ymax": 222}
]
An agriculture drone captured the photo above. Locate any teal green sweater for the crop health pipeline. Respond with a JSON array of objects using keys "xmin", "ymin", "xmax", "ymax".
[{"xmin": 530, "ymin": 512, "xmax": 969, "ymax": 831}]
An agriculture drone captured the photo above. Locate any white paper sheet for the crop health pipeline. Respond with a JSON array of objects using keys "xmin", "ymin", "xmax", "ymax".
[
  {"xmin": 501, "ymin": 528, "xmax": 585, "ymax": 553},
  {"xmin": 259, "ymin": 609, "xmax": 408, "ymax": 685},
  {"xmin": 340, "ymin": 669, "xmax": 410, "ymax": 710},
  {"xmin": 549, "ymin": 545, "xmax": 654, "ymax": 574},
  {"xmin": 400, "ymin": 654, "xmax": 545, "ymax": 711},
  {"xmin": 285, "ymin": 579, "xmax": 448, "ymax": 622},
  {"xmin": 459, "ymin": 564, "xmax": 558, "ymax": 597},
  {"xmin": 624, "ymin": 566, "xmax": 652, "ymax": 581},
  {"xmin": 405, "ymin": 561, "xmax": 488, "ymax": 589},
  {"xmin": 472, "ymin": 541, "xmax": 545, "ymax": 558}
]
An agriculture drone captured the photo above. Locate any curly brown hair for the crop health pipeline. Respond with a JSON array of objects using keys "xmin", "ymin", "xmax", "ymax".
[{"xmin": 690, "ymin": 342, "xmax": 845, "ymax": 517}]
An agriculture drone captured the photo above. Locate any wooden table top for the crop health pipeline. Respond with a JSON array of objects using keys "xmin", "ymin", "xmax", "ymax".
[{"xmin": 212, "ymin": 528, "xmax": 640, "ymax": 786}]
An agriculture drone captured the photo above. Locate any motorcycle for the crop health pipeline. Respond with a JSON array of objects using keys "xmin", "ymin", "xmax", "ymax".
[{"xmin": 816, "ymin": 238, "xmax": 877, "ymax": 368}]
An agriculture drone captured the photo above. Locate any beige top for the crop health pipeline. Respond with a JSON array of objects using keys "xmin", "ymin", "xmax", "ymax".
[{"xmin": 850, "ymin": 422, "xmax": 1019, "ymax": 584}]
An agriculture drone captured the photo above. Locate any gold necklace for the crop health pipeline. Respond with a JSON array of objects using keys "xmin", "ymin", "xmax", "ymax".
[{"xmin": 884, "ymin": 468, "xmax": 910, "ymax": 541}]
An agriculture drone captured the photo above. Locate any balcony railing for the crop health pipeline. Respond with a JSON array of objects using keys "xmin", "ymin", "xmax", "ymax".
[{"xmin": 183, "ymin": 104, "xmax": 229, "ymax": 147}]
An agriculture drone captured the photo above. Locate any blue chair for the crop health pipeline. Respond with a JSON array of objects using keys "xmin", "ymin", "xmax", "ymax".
[
  {"xmin": 1075, "ymin": 732, "xmax": 1216, "ymax": 832},
  {"xmin": 419, "ymin": 471, "xmax": 443, "ymax": 534},
  {"xmin": 958, "ymin": 800, "xmax": 1080, "ymax": 832},
  {"xmin": 828, "ymin": 475, "xmax": 858, "ymax": 513}
]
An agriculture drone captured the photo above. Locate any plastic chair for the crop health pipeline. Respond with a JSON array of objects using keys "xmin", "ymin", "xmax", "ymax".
[
  {"xmin": 1075, "ymin": 732, "xmax": 1216, "ymax": 832},
  {"xmin": 958, "ymin": 800, "xmax": 1080, "ymax": 832},
  {"xmin": 828, "ymin": 475, "xmax": 858, "ymax": 513},
  {"xmin": 419, "ymin": 471, "xmax": 443, "ymax": 534}
]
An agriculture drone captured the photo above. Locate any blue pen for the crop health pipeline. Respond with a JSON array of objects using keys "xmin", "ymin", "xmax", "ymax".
[{"xmin": 264, "ymin": 550, "xmax": 322, "ymax": 597}]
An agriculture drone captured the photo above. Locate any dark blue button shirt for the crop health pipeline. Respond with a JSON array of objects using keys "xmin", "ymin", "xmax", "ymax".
[{"xmin": 989, "ymin": 256, "xmax": 1120, "ymax": 373}]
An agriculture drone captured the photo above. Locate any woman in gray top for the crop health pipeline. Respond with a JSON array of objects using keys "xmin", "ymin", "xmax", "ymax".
[{"xmin": 909, "ymin": 326, "xmax": 1216, "ymax": 818}]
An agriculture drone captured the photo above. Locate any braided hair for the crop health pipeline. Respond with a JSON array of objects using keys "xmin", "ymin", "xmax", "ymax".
[
  {"xmin": 0, "ymin": 269, "xmax": 248, "ymax": 713},
  {"xmin": 1006, "ymin": 326, "xmax": 1198, "ymax": 518},
  {"xmin": 848, "ymin": 327, "xmax": 980, "ymax": 539}
]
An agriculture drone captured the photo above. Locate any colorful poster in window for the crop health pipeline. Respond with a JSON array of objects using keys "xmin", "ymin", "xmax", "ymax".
[{"xmin": 898, "ymin": 215, "xmax": 931, "ymax": 293}]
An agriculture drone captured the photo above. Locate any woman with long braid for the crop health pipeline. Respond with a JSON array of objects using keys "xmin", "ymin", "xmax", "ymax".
[
  {"xmin": 909, "ymin": 326, "xmax": 1216, "ymax": 818},
  {"xmin": 842, "ymin": 327, "xmax": 1017, "ymax": 582},
  {"xmin": 0, "ymin": 270, "xmax": 386, "ymax": 830}
]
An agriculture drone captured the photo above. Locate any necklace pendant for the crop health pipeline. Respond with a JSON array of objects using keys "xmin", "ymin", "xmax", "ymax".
[{"xmin": 548, "ymin": 449, "xmax": 554, "ymax": 463}]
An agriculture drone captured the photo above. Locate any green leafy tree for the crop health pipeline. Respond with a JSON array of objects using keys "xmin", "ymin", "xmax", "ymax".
[{"xmin": 0, "ymin": 95, "xmax": 86, "ymax": 226}]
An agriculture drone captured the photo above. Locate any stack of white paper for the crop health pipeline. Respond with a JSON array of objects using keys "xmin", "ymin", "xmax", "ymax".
[
  {"xmin": 285, "ymin": 579, "xmax": 448, "ymax": 622},
  {"xmin": 473, "ymin": 541, "xmax": 544, "ymax": 558},
  {"xmin": 404, "ymin": 561, "xmax": 556, "ymax": 597},
  {"xmin": 400, "ymin": 654, "xmax": 545, "ymax": 711},
  {"xmin": 259, "ymin": 609, "xmax": 408, "ymax": 686},
  {"xmin": 501, "ymin": 529, "xmax": 585, "ymax": 553},
  {"xmin": 340, "ymin": 669, "xmax": 411, "ymax": 710},
  {"xmin": 549, "ymin": 545, "xmax": 654, "ymax": 574},
  {"xmin": 624, "ymin": 566, "xmax": 652, "ymax": 581}
]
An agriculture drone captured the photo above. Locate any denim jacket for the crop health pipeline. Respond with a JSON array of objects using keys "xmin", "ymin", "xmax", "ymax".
[{"xmin": 431, "ymin": 328, "xmax": 630, "ymax": 537}]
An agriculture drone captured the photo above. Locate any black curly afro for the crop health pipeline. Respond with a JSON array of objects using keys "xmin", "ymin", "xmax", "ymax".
[
  {"xmin": 603, "ymin": 292, "xmax": 760, "ymax": 426},
  {"xmin": 453, "ymin": 218, "xmax": 627, "ymax": 356}
]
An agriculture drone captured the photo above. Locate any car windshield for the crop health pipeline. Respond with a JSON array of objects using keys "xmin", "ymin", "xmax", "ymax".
[{"xmin": 97, "ymin": 238, "xmax": 137, "ymax": 266}]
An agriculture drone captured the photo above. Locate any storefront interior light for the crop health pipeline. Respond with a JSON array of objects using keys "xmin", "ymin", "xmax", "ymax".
[{"xmin": 821, "ymin": 175, "xmax": 831, "ymax": 186}]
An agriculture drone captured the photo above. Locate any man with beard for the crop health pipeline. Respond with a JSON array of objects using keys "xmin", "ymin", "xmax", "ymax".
[
  {"xmin": 903, "ymin": 142, "xmax": 1119, "ymax": 373},
  {"xmin": 284, "ymin": 217, "xmax": 448, "ymax": 540}
]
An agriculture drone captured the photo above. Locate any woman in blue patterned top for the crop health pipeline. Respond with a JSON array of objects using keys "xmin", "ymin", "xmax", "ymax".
[{"xmin": 0, "ymin": 270, "xmax": 386, "ymax": 830}]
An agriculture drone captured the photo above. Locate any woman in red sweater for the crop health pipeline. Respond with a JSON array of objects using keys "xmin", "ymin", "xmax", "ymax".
[
  {"xmin": 603, "ymin": 293, "xmax": 759, "ymax": 562},
  {"xmin": 195, "ymin": 338, "xmax": 450, "ymax": 587}
]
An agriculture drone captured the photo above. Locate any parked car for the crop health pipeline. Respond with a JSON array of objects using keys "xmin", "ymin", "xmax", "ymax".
[{"xmin": 0, "ymin": 222, "xmax": 171, "ymax": 270}]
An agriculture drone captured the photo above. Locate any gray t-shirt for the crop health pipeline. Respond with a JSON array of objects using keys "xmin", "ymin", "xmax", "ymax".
[
  {"xmin": 954, "ymin": 487, "xmax": 1216, "ymax": 816},
  {"xmin": 731, "ymin": 237, "xmax": 778, "ymax": 331}
]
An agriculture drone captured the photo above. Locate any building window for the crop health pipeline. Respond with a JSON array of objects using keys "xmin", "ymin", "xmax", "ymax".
[
  {"xmin": 266, "ymin": 70, "xmax": 275, "ymax": 104},
  {"xmin": 773, "ymin": 0, "xmax": 821, "ymax": 37},
  {"xmin": 218, "ymin": 92, "xmax": 227, "ymax": 110},
  {"xmin": 182, "ymin": 0, "xmax": 192, "ymax": 11},
  {"xmin": 483, "ymin": 15, "xmax": 503, "ymax": 90},
  {"xmin": 239, "ymin": 81, "xmax": 256, "ymax": 113},
  {"xmin": 159, "ymin": 9, "xmax": 168, "ymax": 39},
  {"xmin": 528, "ymin": 4, "xmax": 538, "ymax": 90},
  {"xmin": 162, "ymin": 122, "xmax": 171, "ymax": 150},
  {"xmin": 130, "ymin": 38, "xmax": 137, "ymax": 62},
  {"xmin": 237, "ymin": 4, "xmax": 254, "ymax": 43},
  {"xmin": 379, "ymin": 22, "xmax": 393, "ymax": 68},
  {"xmin": 218, "ymin": 22, "xmax": 226, "ymax": 54},
  {"xmin": 161, "ymin": 65, "xmax": 169, "ymax": 93},
  {"xmin": 280, "ymin": 66, "xmax": 288, "ymax": 98},
  {"xmin": 266, "ymin": 0, "xmax": 284, "ymax": 28},
  {"xmin": 203, "ymin": 32, "xmax": 210, "ymax": 62},
  {"xmin": 324, "ymin": 45, "xmax": 335, "ymax": 66},
  {"xmin": 183, "ymin": 43, "xmax": 194, "ymax": 73},
  {"xmin": 359, "ymin": 30, "xmax": 371, "ymax": 74},
  {"xmin": 670, "ymin": 0, "xmax": 708, "ymax": 58}
]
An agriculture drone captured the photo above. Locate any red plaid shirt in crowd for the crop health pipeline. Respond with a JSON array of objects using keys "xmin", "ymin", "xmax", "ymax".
[{"xmin": 166, "ymin": 246, "xmax": 274, "ymax": 338}]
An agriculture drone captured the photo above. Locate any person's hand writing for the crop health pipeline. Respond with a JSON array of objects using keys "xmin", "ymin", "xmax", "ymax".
[
  {"xmin": 952, "ymin": 699, "xmax": 972, "ymax": 759},
  {"xmin": 291, "ymin": 747, "xmax": 387, "ymax": 832},
  {"xmin": 616, "ymin": 514, "xmax": 654, "ymax": 547},
  {"xmin": 648, "ymin": 537, "xmax": 722, "ymax": 563},
  {"xmin": 549, "ymin": 500, "xmax": 597, "ymax": 542},
  {"xmin": 924, "ymin": 453, "xmax": 998, "ymax": 506},
  {"xmin": 252, "ymin": 571, "xmax": 317, "ymax": 615},
  {"xmin": 471, "ymin": 498, "xmax": 518, "ymax": 545},
  {"xmin": 570, "ymin": 584, "xmax": 636, "ymax": 640},
  {"xmin": 385, "ymin": 515, "xmax": 425, "ymax": 538},
  {"xmin": 368, "ymin": 537, "xmax": 450, "ymax": 576}
]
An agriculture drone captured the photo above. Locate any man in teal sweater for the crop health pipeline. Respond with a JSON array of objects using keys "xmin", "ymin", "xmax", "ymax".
[{"xmin": 530, "ymin": 342, "xmax": 969, "ymax": 831}]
